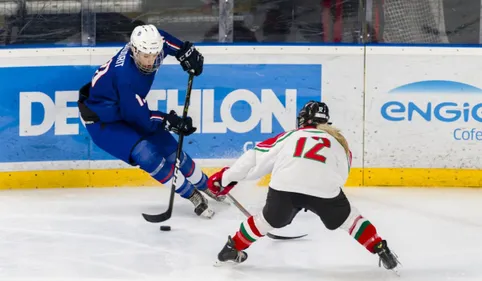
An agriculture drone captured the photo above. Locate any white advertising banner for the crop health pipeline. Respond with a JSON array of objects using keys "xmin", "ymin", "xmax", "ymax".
[{"xmin": 365, "ymin": 47, "xmax": 482, "ymax": 169}]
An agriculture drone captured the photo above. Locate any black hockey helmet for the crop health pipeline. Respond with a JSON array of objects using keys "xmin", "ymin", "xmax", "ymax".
[{"xmin": 297, "ymin": 100, "xmax": 331, "ymax": 128}]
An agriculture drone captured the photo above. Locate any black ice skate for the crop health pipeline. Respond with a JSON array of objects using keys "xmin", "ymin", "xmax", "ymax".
[
  {"xmin": 374, "ymin": 240, "xmax": 400, "ymax": 271},
  {"xmin": 188, "ymin": 189, "xmax": 215, "ymax": 218},
  {"xmin": 201, "ymin": 188, "xmax": 227, "ymax": 203},
  {"xmin": 215, "ymin": 236, "xmax": 248, "ymax": 266}
]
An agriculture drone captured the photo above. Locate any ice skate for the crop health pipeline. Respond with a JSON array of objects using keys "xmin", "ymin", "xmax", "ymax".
[
  {"xmin": 214, "ymin": 236, "xmax": 248, "ymax": 266},
  {"xmin": 374, "ymin": 240, "xmax": 400, "ymax": 273},
  {"xmin": 201, "ymin": 187, "xmax": 227, "ymax": 203},
  {"xmin": 188, "ymin": 189, "xmax": 215, "ymax": 218}
]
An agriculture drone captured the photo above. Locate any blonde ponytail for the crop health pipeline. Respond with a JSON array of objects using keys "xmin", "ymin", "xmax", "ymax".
[{"xmin": 315, "ymin": 124, "xmax": 350, "ymax": 157}]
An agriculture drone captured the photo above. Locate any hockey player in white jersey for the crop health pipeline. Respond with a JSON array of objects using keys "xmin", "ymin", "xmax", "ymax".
[{"xmin": 206, "ymin": 101, "xmax": 400, "ymax": 270}]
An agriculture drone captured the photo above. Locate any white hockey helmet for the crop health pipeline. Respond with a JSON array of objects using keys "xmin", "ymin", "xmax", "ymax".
[{"xmin": 129, "ymin": 24, "xmax": 165, "ymax": 73}]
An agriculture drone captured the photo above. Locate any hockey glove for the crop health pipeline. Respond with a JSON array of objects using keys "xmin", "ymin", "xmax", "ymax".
[
  {"xmin": 207, "ymin": 167, "xmax": 238, "ymax": 196},
  {"xmin": 163, "ymin": 110, "xmax": 197, "ymax": 136},
  {"xmin": 176, "ymin": 41, "xmax": 204, "ymax": 76}
]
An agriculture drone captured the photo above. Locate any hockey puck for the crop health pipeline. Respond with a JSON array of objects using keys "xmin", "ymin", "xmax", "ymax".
[{"xmin": 160, "ymin": 225, "xmax": 171, "ymax": 231}]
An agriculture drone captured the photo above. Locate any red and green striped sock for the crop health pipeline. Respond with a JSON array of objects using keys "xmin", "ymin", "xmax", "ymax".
[
  {"xmin": 348, "ymin": 215, "xmax": 382, "ymax": 253},
  {"xmin": 232, "ymin": 216, "xmax": 264, "ymax": 251}
]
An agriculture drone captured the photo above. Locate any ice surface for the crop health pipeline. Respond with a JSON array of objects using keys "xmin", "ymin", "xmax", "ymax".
[{"xmin": 0, "ymin": 184, "xmax": 481, "ymax": 281}]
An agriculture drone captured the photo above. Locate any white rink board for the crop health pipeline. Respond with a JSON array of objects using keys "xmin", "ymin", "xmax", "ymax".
[
  {"xmin": 0, "ymin": 46, "xmax": 365, "ymax": 171},
  {"xmin": 365, "ymin": 47, "xmax": 482, "ymax": 169},
  {"xmin": 1, "ymin": 45, "xmax": 482, "ymax": 188}
]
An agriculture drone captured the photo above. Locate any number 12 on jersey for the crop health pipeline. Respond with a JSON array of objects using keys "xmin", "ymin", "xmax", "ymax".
[{"xmin": 293, "ymin": 136, "xmax": 331, "ymax": 163}]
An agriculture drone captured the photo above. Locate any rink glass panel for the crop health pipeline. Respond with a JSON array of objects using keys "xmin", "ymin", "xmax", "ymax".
[{"xmin": 0, "ymin": 0, "xmax": 481, "ymax": 45}]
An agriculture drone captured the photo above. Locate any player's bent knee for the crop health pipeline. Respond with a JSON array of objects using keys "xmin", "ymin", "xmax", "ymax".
[
  {"xmin": 132, "ymin": 140, "xmax": 194, "ymax": 198},
  {"xmin": 131, "ymin": 140, "xmax": 165, "ymax": 174},
  {"xmin": 325, "ymin": 220, "xmax": 343, "ymax": 231},
  {"xmin": 338, "ymin": 206, "xmax": 362, "ymax": 232},
  {"xmin": 323, "ymin": 207, "xmax": 350, "ymax": 230},
  {"xmin": 251, "ymin": 212, "xmax": 274, "ymax": 235},
  {"xmin": 262, "ymin": 207, "xmax": 294, "ymax": 229}
]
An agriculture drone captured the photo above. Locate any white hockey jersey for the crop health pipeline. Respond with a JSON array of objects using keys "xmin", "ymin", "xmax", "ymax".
[{"xmin": 222, "ymin": 127, "xmax": 352, "ymax": 199}]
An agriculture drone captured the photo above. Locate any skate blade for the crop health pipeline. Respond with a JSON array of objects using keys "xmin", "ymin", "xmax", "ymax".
[
  {"xmin": 213, "ymin": 260, "xmax": 225, "ymax": 267},
  {"xmin": 213, "ymin": 259, "xmax": 242, "ymax": 267},
  {"xmin": 391, "ymin": 259, "xmax": 402, "ymax": 276},
  {"xmin": 391, "ymin": 267, "xmax": 401, "ymax": 276},
  {"xmin": 200, "ymin": 208, "xmax": 215, "ymax": 219}
]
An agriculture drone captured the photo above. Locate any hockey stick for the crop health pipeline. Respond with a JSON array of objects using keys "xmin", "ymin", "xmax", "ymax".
[
  {"xmin": 142, "ymin": 73, "xmax": 195, "ymax": 223},
  {"xmin": 226, "ymin": 194, "xmax": 307, "ymax": 240}
]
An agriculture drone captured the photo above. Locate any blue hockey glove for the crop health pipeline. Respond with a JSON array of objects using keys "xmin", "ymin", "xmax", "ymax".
[
  {"xmin": 163, "ymin": 110, "xmax": 197, "ymax": 136},
  {"xmin": 176, "ymin": 41, "xmax": 204, "ymax": 76}
]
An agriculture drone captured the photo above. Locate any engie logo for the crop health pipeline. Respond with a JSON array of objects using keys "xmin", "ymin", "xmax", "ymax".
[
  {"xmin": 381, "ymin": 80, "xmax": 482, "ymax": 122},
  {"xmin": 380, "ymin": 80, "xmax": 482, "ymax": 141}
]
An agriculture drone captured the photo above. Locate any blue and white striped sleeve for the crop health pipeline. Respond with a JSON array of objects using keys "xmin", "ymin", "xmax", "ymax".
[{"xmin": 157, "ymin": 29, "xmax": 183, "ymax": 56}]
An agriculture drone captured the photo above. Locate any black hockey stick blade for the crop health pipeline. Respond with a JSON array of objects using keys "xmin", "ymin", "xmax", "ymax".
[
  {"xmin": 142, "ymin": 206, "xmax": 173, "ymax": 223},
  {"xmin": 226, "ymin": 194, "xmax": 307, "ymax": 240},
  {"xmin": 141, "ymin": 73, "xmax": 195, "ymax": 223},
  {"xmin": 141, "ymin": 169, "xmax": 177, "ymax": 223},
  {"xmin": 266, "ymin": 232, "xmax": 308, "ymax": 240}
]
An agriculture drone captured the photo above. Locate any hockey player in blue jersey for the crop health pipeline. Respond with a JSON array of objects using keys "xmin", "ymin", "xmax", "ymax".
[{"xmin": 77, "ymin": 24, "xmax": 224, "ymax": 218}]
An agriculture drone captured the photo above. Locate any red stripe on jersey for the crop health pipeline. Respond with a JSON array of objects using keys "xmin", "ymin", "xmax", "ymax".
[
  {"xmin": 150, "ymin": 114, "xmax": 164, "ymax": 121},
  {"xmin": 166, "ymin": 41, "xmax": 180, "ymax": 50},
  {"xmin": 256, "ymin": 127, "xmax": 313, "ymax": 149},
  {"xmin": 256, "ymin": 132, "xmax": 287, "ymax": 148}
]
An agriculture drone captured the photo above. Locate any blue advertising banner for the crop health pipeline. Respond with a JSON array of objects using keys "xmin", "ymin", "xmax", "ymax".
[{"xmin": 0, "ymin": 64, "xmax": 322, "ymax": 162}]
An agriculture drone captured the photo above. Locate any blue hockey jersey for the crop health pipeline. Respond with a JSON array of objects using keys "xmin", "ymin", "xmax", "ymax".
[{"xmin": 83, "ymin": 29, "xmax": 184, "ymax": 135}]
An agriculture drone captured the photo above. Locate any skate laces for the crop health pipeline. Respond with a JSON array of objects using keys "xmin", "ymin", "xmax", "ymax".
[
  {"xmin": 227, "ymin": 237, "xmax": 247, "ymax": 263},
  {"xmin": 190, "ymin": 190, "xmax": 205, "ymax": 205},
  {"xmin": 235, "ymin": 251, "xmax": 247, "ymax": 263}
]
